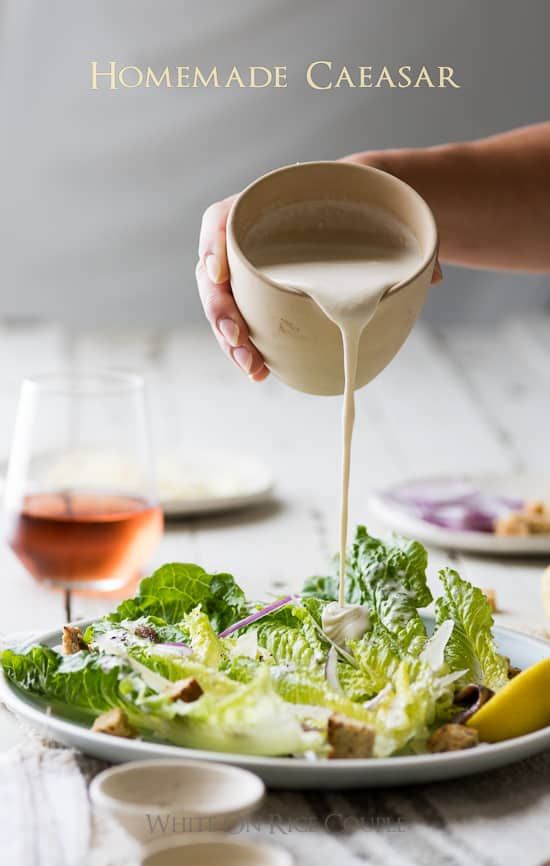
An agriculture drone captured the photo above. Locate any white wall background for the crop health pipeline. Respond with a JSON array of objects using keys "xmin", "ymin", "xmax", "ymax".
[{"xmin": 0, "ymin": 0, "xmax": 548, "ymax": 327}]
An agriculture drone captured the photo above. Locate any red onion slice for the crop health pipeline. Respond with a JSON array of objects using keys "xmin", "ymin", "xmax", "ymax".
[
  {"xmin": 384, "ymin": 478, "xmax": 477, "ymax": 508},
  {"xmin": 381, "ymin": 479, "xmax": 524, "ymax": 534},
  {"xmin": 218, "ymin": 595, "xmax": 298, "ymax": 638}
]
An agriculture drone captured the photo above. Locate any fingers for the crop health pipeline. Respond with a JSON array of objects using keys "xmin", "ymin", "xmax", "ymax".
[
  {"xmin": 198, "ymin": 195, "xmax": 237, "ymax": 284},
  {"xmin": 195, "ymin": 259, "xmax": 269, "ymax": 380},
  {"xmin": 197, "ymin": 193, "xmax": 269, "ymax": 380}
]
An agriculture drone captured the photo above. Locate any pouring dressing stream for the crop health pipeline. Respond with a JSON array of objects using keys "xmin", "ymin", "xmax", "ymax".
[{"xmin": 249, "ymin": 201, "xmax": 422, "ymax": 616}]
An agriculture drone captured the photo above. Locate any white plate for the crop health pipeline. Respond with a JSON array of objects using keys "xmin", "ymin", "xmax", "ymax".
[
  {"xmin": 157, "ymin": 451, "xmax": 274, "ymax": 517},
  {"xmin": 368, "ymin": 474, "xmax": 550, "ymax": 555},
  {"xmin": 1, "ymin": 619, "xmax": 549, "ymax": 789},
  {"xmin": 0, "ymin": 452, "xmax": 274, "ymax": 519}
]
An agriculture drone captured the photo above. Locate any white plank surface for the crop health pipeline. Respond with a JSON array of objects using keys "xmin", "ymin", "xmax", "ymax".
[
  {"xmin": 0, "ymin": 319, "xmax": 548, "ymax": 632},
  {"xmin": 1, "ymin": 318, "xmax": 549, "ymax": 866}
]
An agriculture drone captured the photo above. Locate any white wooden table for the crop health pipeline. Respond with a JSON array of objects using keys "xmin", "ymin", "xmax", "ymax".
[{"xmin": 0, "ymin": 317, "xmax": 549, "ymax": 866}]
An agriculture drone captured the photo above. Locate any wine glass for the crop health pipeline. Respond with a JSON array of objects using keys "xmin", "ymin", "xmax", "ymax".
[{"xmin": 3, "ymin": 371, "xmax": 163, "ymax": 592}]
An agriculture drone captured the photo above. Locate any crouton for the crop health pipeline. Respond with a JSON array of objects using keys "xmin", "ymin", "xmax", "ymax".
[
  {"xmin": 428, "ymin": 723, "xmax": 479, "ymax": 753},
  {"xmin": 525, "ymin": 500, "xmax": 545, "ymax": 516},
  {"xmin": 134, "ymin": 624, "xmax": 159, "ymax": 641},
  {"xmin": 495, "ymin": 513, "xmax": 530, "ymax": 536},
  {"xmin": 327, "ymin": 713, "xmax": 375, "ymax": 759},
  {"xmin": 164, "ymin": 677, "xmax": 203, "ymax": 703},
  {"xmin": 495, "ymin": 502, "xmax": 550, "ymax": 536},
  {"xmin": 62, "ymin": 625, "xmax": 87, "ymax": 655},
  {"xmin": 482, "ymin": 588, "xmax": 498, "ymax": 613},
  {"xmin": 92, "ymin": 708, "xmax": 137, "ymax": 738},
  {"xmin": 503, "ymin": 656, "xmax": 522, "ymax": 679}
]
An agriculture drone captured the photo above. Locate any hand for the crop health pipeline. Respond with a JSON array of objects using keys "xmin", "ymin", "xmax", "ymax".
[
  {"xmin": 196, "ymin": 156, "xmax": 443, "ymax": 382},
  {"xmin": 196, "ymin": 195, "xmax": 270, "ymax": 382}
]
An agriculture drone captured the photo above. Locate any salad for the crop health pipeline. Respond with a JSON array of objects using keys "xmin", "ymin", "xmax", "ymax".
[{"xmin": 1, "ymin": 526, "xmax": 515, "ymax": 760}]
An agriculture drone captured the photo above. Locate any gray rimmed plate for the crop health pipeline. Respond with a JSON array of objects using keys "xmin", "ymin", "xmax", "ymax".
[
  {"xmin": 1, "ymin": 619, "xmax": 549, "ymax": 789},
  {"xmin": 368, "ymin": 473, "xmax": 550, "ymax": 555}
]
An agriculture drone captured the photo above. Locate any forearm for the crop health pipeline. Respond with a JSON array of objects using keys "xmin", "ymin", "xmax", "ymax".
[{"xmin": 348, "ymin": 123, "xmax": 550, "ymax": 272}]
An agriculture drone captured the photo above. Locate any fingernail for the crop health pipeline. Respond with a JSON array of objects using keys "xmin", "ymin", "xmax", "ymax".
[
  {"xmin": 218, "ymin": 318, "xmax": 240, "ymax": 347},
  {"xmin": 233, "ymin": 346, "xmax": 252, "ymax": 373},
  {"xmin": 205, "ymin": 253, "xmax": 223, "ymax": 284}
]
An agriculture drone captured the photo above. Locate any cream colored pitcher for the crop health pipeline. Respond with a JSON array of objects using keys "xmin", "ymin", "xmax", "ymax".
[{"xmin": 226, "ymin": 161, "xmax": 438, "ymax": 396}]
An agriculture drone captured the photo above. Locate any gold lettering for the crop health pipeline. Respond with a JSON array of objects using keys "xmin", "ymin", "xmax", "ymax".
[
  {"xmin": 358, "ymin": 66, "xmax": 373, "ymax": 87},
  {"xmin": 439, "ymin": 66, "xmax": 460, "ymax": 88},
  {"xmin": 414, "ymin": 66, "xmax": 435, "ymax": 87},
  {"xmin": 274, "ymin": 66, "xmax": 288, "ymax": 88},
  {"xmin": 335, "ymin": 66, "xmax": 356, "ymax": 88},
  {"xmin": 225, "ymin": 66, "xmax": 245, "ymax": 87},
  {"xmin": 375, "ymin": 66, "xmax": 396, "ymax": 88},
  {"xmin": 193, "ymin": 67, "xmax": 219, "ymax": 87},
  {"xmin": 118, "ymin": 65, "xmax": 143, "ymax": 88},
  {"xmin": 91, "ymin": 61, "xmax": 117, "ymax": 90},
  {"xmin": 306, "ymin": 60, "xmax": 332, "ymax": 90},
  {"xmin": 177, "ymin": 66, "xmax": 190, "ymax": 87},
  {"xmin": 145, "ymin": 67, "xmax": 172, "ymax": 88},
  {"xmin": 249, "ymin": 66, "xmax": 272, "ymax": 88},
  {"xmin": 397, "ymin": 65, "xmax": 412, "ymax": 88}
]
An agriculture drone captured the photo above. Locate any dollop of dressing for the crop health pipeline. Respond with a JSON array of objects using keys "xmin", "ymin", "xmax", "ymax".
[{"xmin": 321, "ymin": 602, "xmax": 370, "ymax": 647}]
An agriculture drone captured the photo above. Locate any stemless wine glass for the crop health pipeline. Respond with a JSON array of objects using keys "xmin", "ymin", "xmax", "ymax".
[{"xmin": 3, "ymin": 371, "xmax": 163, "ymax": 591}]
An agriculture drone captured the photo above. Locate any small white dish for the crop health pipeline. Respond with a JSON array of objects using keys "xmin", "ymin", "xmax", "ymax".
[
  {"xmin": 141, "ymin": 834, "xmax": 294, "ymax": 866},
  {"xmin": 89, "ymin": 759, "xmax": 265, "ymax": 843},
  {"xmin": 368, "ymin": 473, "xmax": 550, "ymax": 555}
]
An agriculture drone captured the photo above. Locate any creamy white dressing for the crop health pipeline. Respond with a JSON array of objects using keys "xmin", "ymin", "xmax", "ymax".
[
  {"xmin": 321, "ymin": 601, "xmax": 370, "ymax": 647},
  {"xmin": 250, "ymin": 201, "xmax": 421, "ymax": 614}
]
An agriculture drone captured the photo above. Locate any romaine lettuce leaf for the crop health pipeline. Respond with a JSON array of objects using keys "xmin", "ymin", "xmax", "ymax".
[
  {"xmin": 302, "ymin": 527, "xmax": 432, "ymax": 656},
  {"xmin": 182, "ymin": 607, "xmax": 225, "ymax": 668},
  {"xmin": 110, "ymin": 564, "xmax": 249, "ymax": 632},
  {"xmin": 363, "ymin": 659, "xmax": 455, "ymax": 757},
  {"xmin": 2, "ymin": 645, "xmax": 147, "ymax": 722},
  {"xmin": 348, "ymin": 614, "xmax": 401, "ymax": 695},
  {"xmin": 84, "ymin": 615, "xmax": 189, "ymax": 648},
  {"xmin": 268, "ymin": 665, "xmax": 366, "ymax": 719},
  {"xmin": 435, "ymin": 568, "xmax": 508, "ymax": 691},
  {"xmin": 170, "ymin": 667, "xmax": 323, "ymax": 756},
  {"xmin": 349, "ymin": 527, "xmax": 432, "ymax": 655},
  {"xmin": 254, "ymin": 603, "xmax": 327, "ymax": 669},
  {"xmin": 2, "ymin": 643, "xmax": 320, "ymax": 756}
]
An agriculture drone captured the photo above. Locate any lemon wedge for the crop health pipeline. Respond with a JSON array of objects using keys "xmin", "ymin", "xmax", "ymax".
[{"xmin": 467, "ymin": 657, "xmax": 550, "ymax": 742}]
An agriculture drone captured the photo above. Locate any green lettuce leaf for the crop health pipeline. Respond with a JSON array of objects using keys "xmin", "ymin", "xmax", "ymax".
[
  {"xmin": 363, "ymin": 659, "xmax": 455, "ymax": 757},
  {"xmin": 110, "ymin": 563, "xmax": 249, "ymax": 632},
  {"xmin": 254, "ymin": 603, "xmax": 327, "ymax": 669},
  {"xmin": 84, "ymin": 615, "xmax": 189, "ymax": 647},
  {"xmin": 170, "ymin": 667, "xmax": 322, "ymax": 756},
  {"xmin": 1, "ymin": 643, "xmax": 320, "ymax": 756},
  {"xmin": 435, "ymin": 568, "xmax": 508, "ymax": 691},
  {"xmin": 348, "ymin": 614, "xmax": 401, "ymax": 695},
  {"xmin": 302, "ymin": 528, "xmax": 432, "ymax": 656},
  {"xmin": 349, "ymin": 527, "xmax": 432, "ymax": 655},
  {"xmin": 182, "ymin": 607, "xmax": 225, "ymax": 668},
  {"xmin": 268, "ymin": 665, "xmax": 366, "ymax": 719},
  {"xmin": 301, "ymin": 573, "xmax": 338, "ymax": 602},
  {"xmin": 2, "ymin": 645, "xmax": 147, "ymax": 722}
]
